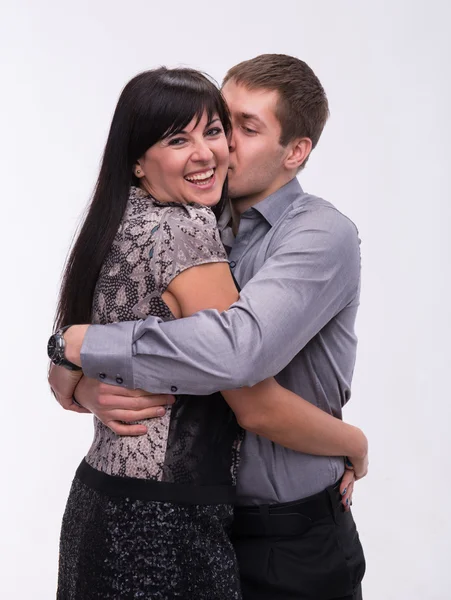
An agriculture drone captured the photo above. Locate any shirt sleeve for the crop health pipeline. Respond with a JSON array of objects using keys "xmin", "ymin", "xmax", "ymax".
[
  {"xmin": 81, "ymin": 205, "xmax": 361, "ymax": 393},
  {"xmin": 151, "ymin": 204, "xmax": 228, "ymax": 294}
]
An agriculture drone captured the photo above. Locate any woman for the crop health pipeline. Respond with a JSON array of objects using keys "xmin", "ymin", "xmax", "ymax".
[{"xmin": 54, "ymin": 67, "xmax": 367, "ymax": 599}]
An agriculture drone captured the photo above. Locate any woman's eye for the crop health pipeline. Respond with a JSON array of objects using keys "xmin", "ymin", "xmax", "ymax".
[
  {"xmin": 168, "ymin": 137, "xmax": 187, "ymax": 146},
  {"xmin": 206, "ymin": 127, "xmax": 223, "ymax": 136}
]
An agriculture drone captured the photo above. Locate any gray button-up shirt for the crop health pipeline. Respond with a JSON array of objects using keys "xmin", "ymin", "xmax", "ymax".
[{"xmin": 81, "ymin": 178, "xmax": 361, "ymax": 505}]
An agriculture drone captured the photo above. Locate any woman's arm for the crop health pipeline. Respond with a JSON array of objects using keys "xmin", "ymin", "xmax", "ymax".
[
  {"xmin": 222, "ymin": 381, "xmax": 367, "ymax": 459},
  {"xmin": 166, "ymin": 261, "xmax": 368, "ymax": 462}
]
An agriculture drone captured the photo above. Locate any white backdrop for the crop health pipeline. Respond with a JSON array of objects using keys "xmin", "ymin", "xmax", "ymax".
[{"xmin": 1, "ymin": 1, "xmax": 450, "ymax": 598}]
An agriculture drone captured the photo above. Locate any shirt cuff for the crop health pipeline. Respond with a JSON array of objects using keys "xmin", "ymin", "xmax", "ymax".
[{"xmin": 80, "ymin": 321, "xmax": 136, "ymax": 388}]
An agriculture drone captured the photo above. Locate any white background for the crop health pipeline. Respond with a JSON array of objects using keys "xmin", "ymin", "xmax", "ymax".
[{"xmin": 1, "ymin": 1, "xmax": 450, "ymax": 598}]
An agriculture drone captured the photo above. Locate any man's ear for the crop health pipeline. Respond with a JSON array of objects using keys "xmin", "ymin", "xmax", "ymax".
[{"xmin": 284, "ymin": 137, "xmax": 312, "ymax": 170}]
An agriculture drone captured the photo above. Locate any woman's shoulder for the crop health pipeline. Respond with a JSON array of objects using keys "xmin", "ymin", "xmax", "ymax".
[
  {"xmin": 125, "ymin": 185, "xmax": 224, "ymax": 256},
  {"xmin": 152, "ymin": 202, "xmax": 228, "ymax": 293},
  {"xmin": 127, "ymin": 186, "xmax": 217, "ymax": 226},
  {"xmin": 158, "ymin": 200, "xmax": 218, "ymax": 228},
  {"xmin": 122, "ymin": 187, "xmax": 227, "ymax": 294}
]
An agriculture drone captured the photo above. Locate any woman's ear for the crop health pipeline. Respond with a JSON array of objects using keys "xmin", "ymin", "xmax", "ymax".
[
  {"xmin": 284, "ymin": 137, "xmax": 313, "ymax": 170},
  {"xmin": 134, "ymin": 162, "xmax": 145, "ymax": 178}
]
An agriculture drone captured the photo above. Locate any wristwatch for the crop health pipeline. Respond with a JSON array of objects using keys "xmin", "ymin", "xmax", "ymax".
[{"xmin": 47, "ymin": 325, "xmax": 82, "ymax": 371}]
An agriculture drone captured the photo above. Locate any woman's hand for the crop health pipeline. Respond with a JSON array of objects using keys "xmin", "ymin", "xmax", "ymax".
[
  {"xmin": 48, "ymin": 363, "xmax": 88, "ymax": 413},
  {"xmin": 339, "ymin": 469, "xmax": 355, "ymax": 511},
  {"xmin": 346, "ymin": 454, "xmax": 369, "ymax": 481},
  {"xmin": 339, "ymin": 453, "xmax": 369, "ymax": 512}
]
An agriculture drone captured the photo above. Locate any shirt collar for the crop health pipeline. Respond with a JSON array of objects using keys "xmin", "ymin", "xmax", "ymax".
[
  {"xmin": 251, "ymin": 177, "xmax": 303, "ymax": 226},
  {"xmin": 218, "ymin": 177, "xmax": 303, "ymax": 232}
]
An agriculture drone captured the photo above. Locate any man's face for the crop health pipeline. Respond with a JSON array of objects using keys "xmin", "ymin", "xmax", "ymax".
[{"xmin": 222, "ymin": 80, "xmax": 288, "ymax": 205}]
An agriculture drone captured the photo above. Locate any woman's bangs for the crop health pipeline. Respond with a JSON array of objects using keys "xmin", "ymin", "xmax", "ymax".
[{"xmin": 161, "ymin": 88, "xmax": 227, "ymax": 139}]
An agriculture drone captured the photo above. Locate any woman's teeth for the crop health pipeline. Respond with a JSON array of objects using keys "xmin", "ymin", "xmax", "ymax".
[{"xmin": 185, "ymin": 168, "xmax": 214, "ymax": 185}]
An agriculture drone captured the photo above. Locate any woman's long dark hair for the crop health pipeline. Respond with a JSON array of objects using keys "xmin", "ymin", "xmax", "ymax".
[{"xmin": 54, "ymin": 68, "xmax": 231, "ymax": 330}]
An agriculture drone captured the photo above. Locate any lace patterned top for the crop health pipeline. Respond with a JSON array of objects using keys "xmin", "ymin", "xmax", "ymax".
[{"xmin": 85, "ymin": 187, "xmax": 241, "ymax": 490}]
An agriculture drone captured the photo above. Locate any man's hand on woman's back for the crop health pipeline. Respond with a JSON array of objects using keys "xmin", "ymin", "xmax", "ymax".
[{"xmin": 49, "ymin": 363, "xmax": 174, "ymax": 435}]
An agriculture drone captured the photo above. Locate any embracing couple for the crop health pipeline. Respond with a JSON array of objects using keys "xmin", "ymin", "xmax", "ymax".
[{"xmin": 48, "ymin": 53, "xmax": 368, "ymax": 600}]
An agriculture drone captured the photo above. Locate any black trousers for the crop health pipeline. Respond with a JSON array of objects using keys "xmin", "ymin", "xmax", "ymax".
[{"xmin": 231, "ymin": 483, "xmax": 365, "ymax": 600}]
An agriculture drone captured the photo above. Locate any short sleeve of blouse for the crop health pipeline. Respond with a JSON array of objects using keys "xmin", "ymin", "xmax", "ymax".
[{"xmin": 150, "ymin": 203, "xmax": 229, "ymax": 294}]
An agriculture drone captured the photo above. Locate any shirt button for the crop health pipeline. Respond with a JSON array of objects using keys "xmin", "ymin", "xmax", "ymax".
[
  {"xmin": 171, "ymin": 386, "xmax": 178, "ymax": 393},
  {"xmin": 99, "ymin": 373, "xmax": 106, "ymax": 380},
  {"xmin": 116, "ymin": 376, "xmax": 124, "ymax": 384},
  {"xmin": 230, "ymin": 261, "xmax": 236, "ymax": 268}
]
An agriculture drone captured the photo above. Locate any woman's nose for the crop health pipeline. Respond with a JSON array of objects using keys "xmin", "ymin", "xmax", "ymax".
[{"xmin": 192, "ymin": 140, "xmax": 214, "ymax": 162}]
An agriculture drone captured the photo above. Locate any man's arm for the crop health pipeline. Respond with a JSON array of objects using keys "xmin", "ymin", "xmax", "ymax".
[{"xmin": 74, "ymin": 207, "xmax": 360, "ymax": 395}]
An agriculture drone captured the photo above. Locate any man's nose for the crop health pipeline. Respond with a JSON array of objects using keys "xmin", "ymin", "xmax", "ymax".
[{"xmin": 228, "ymin": 129, "xmax": 236, "ymax": 153}]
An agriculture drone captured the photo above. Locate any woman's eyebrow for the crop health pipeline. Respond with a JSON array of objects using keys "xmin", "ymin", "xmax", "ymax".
[{"xmin": 168, "ymin": 117, "xmax": 221, "ymax": 137}]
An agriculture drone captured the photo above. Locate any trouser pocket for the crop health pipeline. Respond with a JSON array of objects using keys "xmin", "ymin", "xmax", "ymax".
[{"xmin": 333, "ymin": 508, "xmax": 366, "ymax": 590}]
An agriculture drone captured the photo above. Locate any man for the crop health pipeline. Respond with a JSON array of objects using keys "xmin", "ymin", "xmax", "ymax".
[{"xmin": 50, "ymin": 54, "xmax": 366, "ymax": 599}]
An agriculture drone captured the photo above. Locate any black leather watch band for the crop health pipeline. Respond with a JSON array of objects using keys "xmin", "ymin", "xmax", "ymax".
[
  {"xmin": 72, "ymin": 395, "xmax": 84, "ymax": 408},
  {"xmin": 47, "ymin": 325, "xmax": 82, "ymax": 371}
]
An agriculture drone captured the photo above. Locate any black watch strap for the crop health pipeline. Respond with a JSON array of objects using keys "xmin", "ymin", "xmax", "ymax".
[{"xmin": 47, "ymin": 325, "xmax": 82, "ymax": 371}]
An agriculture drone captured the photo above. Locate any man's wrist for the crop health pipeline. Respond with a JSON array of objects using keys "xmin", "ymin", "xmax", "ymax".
[
  {"xmin": 80, "ymin": 321, "xmax": 135, "ymax": 388},
  {"xmin": 64, "ymin": 325, "xmax": 90, "ymax": 368}
]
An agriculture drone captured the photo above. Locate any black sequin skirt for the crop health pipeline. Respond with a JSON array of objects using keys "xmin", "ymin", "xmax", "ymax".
[{"xmin": 57, "ymin": 465, "xmax": 242, "ymax": 599}]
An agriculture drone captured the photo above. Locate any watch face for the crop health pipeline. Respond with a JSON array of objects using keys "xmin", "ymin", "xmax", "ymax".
[{"xmin": 47, "ymin": 334, "xmax": 57, "ymax": 360}]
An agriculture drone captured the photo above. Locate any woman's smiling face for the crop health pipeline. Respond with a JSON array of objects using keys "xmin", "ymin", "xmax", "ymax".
[{"xmin": 135, "ymin": 110, "xmax": 229, "ymax": 207}]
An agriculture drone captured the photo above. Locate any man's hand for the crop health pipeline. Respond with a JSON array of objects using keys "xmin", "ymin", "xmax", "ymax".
[
  {"xmin": 48, "ymin": 363, "xmax": 89, "ymax": 413},
  {"xmin": 73, "ymin": 376, "xmax": 175, "ymax": 436}
]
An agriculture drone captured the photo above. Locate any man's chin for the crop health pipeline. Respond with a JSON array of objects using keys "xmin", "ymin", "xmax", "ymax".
[
  {"xmin": 227, "ymin": 181, "xmax": 241, "ymax": 201},
  {"xmin": 228, "ymin": 186, "xmax": 249, "ymax": 201},
  {"xmin": 228, "ymin": 174, "xmax": 251, "ymax": 201}
]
